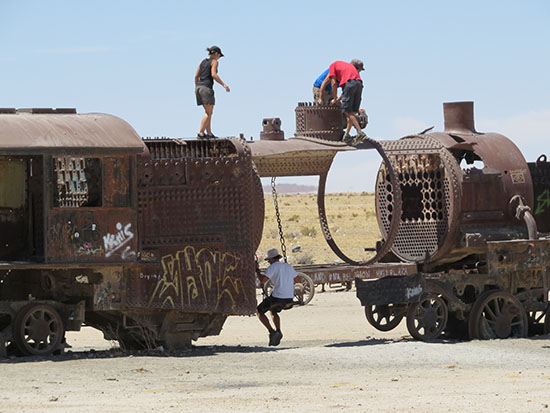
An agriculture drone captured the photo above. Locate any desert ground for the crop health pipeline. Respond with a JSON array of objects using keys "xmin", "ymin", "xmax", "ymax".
[
  {"xmin": 2, "ymin": 193, "xmax": 550, "ymax": 412},
  {"xmin": 1, "ymin": 289, "xmax": 550, "ymax": 412}
]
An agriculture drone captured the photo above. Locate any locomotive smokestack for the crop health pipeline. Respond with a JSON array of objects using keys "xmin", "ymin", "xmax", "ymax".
[{"xmin": 443, "ymin": 101, "xmax": 477, "ymax": 134}]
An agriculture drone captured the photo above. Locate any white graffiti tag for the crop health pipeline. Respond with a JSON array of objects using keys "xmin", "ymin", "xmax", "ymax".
[
  {"xmin": 406, "ymin": 284, "xmax": 423, "ymax": 300},
  {"xmin": 103, "ymin": 222, "xmax": 134, "ymax": 258}
]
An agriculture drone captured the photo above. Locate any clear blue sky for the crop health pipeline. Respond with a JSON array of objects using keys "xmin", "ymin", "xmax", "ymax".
[{"xmin": 1, "ymin": 1, "xmax": 549, "ymax": 191}]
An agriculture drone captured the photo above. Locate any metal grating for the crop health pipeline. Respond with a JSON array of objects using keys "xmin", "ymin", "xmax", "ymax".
[{"xmin": 53, "ymin": 157, "xmax": 102, "ymax": 208}]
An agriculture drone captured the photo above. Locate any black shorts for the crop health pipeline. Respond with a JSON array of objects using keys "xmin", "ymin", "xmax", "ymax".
[
  {"xmin": 341, "ymin": 79, "xmax": 363, "ymax": 113},
  {"xmin": 257, "ymin": 295, "xmax": 294, "ymax": 314}
]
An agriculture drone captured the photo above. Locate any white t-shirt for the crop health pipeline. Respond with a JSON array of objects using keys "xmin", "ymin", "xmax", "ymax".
[{"xmin": 265, "ymin": 261, "xmax": 297, "ymax": 299}]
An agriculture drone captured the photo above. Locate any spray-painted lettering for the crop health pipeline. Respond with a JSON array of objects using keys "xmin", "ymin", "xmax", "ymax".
[{"xmin": 104, "ymin": 222, "xmax": 134, "ymax": 258}]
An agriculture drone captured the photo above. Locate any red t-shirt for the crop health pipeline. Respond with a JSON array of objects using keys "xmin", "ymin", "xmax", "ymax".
[{"xmin": 328, "ymin": 61, "xmax": 362, "ymax": 87}]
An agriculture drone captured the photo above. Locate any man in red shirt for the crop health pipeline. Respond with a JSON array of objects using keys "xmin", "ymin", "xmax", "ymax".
[{"xmin": 318, "ymin": 59, "xmax": 366, "ymax": 145}]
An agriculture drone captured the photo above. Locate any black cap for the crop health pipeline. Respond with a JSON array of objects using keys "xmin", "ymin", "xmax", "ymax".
[{"xmin": 208, "ymin": 46, "xmax": 224, "ymax": 57}]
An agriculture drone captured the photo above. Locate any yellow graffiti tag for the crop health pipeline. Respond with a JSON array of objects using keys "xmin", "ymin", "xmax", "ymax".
[{"xmin": 149, "ymin": 246, "xmax": 249, "ymax": 310}]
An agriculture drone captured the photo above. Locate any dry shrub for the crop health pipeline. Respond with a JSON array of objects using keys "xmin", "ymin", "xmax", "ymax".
[
  {"xmin": 296, "ymin": 253, "xmax": 314, "ymax": 265},
  {"xmin": 300, "ymin": 226, "xmax": 317, "ymax": 237}
]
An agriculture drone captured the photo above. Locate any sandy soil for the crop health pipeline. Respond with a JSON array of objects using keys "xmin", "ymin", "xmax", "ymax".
[{"xmin": 2, "ymin": 288, "xmax": 550, "ymax": 413}]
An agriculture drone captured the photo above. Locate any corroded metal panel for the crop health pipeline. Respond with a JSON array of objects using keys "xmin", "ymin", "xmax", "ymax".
[
  {"xmin": 93, "ymin": 266, "xmax": 125, "ymax": 311},
  {"xmin": 103, "ymin": 157, "xmax": 132, "ymax": 207},
  {"xmin": 488, "ymin": 239, "xmax": 550, "ymax": 275},
  {"xmin": 295, "ymin": 102, "xmax": 344, "ymax": 141},
  {"xmin": 46, "ymin": 209, "xmax": 138, "ymax": 263},
  {"xmin": 0, "ymin": 111, "xmax": 146, "ymax": 154},
  {"xmin": 125, "ymin": 245, "xmax": 256, "ymax": 314},
  {"xmin": 249, "ymin": 138, "xmax": 351, "ymax": 177},
  {"xmin": 356, "ymin": 274, "xmax": 425, "ymax": 306},
  {"xmin": 132, "ymin": 138, "xmax": 262, "ymax": 315},
  {"xmin": 529, "ymin": 155, "xmax": 550, "ymax": 232},
  {"xmin": 296, "ymin": 262, "xmax": 417, "ymax": 284}
]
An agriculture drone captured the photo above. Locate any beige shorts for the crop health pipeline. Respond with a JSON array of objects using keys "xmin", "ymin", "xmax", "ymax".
[{"xmin": 313, "ymin": 86, "xmax": 333, "ymax": 105}]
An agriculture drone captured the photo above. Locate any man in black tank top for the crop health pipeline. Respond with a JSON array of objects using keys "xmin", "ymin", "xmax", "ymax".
[{"xmin": 194, "ymin": 46, "xmax": 230, "ymax": 139}]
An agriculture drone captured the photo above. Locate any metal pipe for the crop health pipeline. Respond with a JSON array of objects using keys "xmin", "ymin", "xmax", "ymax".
[{"xmin": 523, "ymin": 210, "xmax": 538, "ymax": 240}]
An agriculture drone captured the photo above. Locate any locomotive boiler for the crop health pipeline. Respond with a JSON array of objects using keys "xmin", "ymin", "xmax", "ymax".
[{"xmin": 355, "ymin": 101, "xmax": 550, "ymax": 340}]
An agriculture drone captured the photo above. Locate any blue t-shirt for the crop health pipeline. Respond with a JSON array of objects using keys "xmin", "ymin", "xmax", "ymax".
[{"xmin": 313, "ymin": 69, "xmax": 336, "ymax": 92}]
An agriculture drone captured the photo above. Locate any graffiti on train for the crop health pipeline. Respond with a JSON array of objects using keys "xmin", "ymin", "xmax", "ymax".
[{"xmin": 149, "ymin": 246, "xmax": 248, "ymax": 310}]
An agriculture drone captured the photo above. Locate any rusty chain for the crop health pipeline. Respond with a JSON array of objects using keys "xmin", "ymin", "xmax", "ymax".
[{"xmin": 271, "ymin": 177, "xmax": 287, "ymax": 263}]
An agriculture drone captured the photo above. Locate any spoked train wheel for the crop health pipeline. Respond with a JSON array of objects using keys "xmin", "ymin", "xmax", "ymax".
[
  {"xmin": 263, "ymin": 272, "xmax": 315, "ymax": 306},
  {"xmin": 468, "ymin": 290, "xmax": 528, "ymax": 340},
  {"xmin": 294, "ymin": 273, "xmax": 315, "ymax": 305},
  {"xmin": 406, "ymin": 294, "xmax": 448, "ymax": 341},
  {"xmin": 365, "ymin": 304, "xmax": 406, "ymax": 331},
  {"xmin": 13, "ymin": 303, "xmax": 65, "ymax": 356}
]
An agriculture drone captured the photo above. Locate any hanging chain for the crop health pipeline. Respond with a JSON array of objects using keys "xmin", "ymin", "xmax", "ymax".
[{"xmin": 271, "ymin": 177, "xmax": 287, "ymax": 263}]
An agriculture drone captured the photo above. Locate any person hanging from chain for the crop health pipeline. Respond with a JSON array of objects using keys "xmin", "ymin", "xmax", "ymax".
[{"xmin": 256, "ymin": 248, "xmax": 298, "ymax": 346}]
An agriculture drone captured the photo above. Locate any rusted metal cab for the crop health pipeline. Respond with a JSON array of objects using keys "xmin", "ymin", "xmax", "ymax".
[
  {"xmin": 0, "ymin": 108, "xmax": 143, "ymax": 263},
  {"xmin": 0, "ymin": 109, "xmax": 263, "ymax": 356},
  {"xmin": 0, "ymin": 108, "xmax": 145, "ymax": 356}
]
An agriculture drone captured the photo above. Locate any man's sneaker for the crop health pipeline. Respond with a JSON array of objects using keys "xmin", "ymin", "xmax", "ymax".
[
  {"xmin": 352, "ymin": 131, "xmax": 368, "ymax": 145},
  {"xmin": 271, "ymin": 330, "xmax": 283, "ymax": 346},
  {"xmin": 268, "ymin": 330, "xmax": 276, "ymax": 346},
  {"xmin": 343, "ymin": 133, "xmax": 354, "ymax": 145}
]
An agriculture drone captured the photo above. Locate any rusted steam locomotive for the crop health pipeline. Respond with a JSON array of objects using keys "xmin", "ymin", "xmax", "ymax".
[
  {"xmin": 249, "ymin": 100, "xmax": 550, "ymax": 341},
  {"xmin": 354, "ymin": 102, "xmax": 550, "ymax": 340},
  {"xmin": 0, "ymin": 108, "xmax": 264, "ymax": 356},
  {"xmin": 1, "ymin": 100, "xmax": 548, "ymax": 357}
]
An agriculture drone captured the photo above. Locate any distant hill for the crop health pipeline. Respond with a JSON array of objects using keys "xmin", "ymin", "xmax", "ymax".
[{"xmin": 262, "ymin": 183, "xmax": 317, "ymax": 193}]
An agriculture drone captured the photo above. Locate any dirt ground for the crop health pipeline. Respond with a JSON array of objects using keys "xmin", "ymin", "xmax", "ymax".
[{"xmin": 2, "ymin": 288, "xmax": 550, "ymax": 413}]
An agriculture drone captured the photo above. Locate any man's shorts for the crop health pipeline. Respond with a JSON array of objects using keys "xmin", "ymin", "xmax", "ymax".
[
  {"xmin": 341, "ymin": 79, "xmax": 363, "ymax": 113},
  {"xmin": 257, "ymin": 295, "xmax": 294, "ymax": 314},
  {"xmin": 313, "ymin": 86, "xmax": 332, "ymax": 105},
  {"xmin": 196, "ymin": 85, "xmax": 215, "ymax": 106}
]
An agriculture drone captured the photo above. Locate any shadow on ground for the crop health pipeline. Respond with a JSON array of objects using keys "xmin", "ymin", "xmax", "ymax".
[{"xmin": 0, "ymin": 344, "xmax": 284, "ymax": 364}]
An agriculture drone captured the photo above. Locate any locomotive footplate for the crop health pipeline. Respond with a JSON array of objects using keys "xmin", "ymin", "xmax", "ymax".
[{"xmin": 355, "ymin": 273, "xmax": 425, "ymax": 307}]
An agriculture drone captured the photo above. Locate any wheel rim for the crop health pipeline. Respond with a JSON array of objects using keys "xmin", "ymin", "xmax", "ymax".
[
  {"xmin": 470, "ymin": 291, "xmax": 527, "ymax": 340},
  {"xmin": 15, "ymin": 304, "xmax": 64, "ymax": 356},
  {"xmin": 294, "ymin": 273, "xmax": 315, "ymax": 305},
  {"xmin": 365, "ymin": 304, "xmax": 404, "ymax": 331},
  {"xmin": 406, "ymin": 294, "xmax": 448, "ymax": 341}
]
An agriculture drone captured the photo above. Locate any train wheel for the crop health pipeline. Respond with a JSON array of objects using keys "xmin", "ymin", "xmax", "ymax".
[
  {"xmin": 13, "ymin": 303, "xmax": 65, "ymax": 356},
  {"xmin": 468, "ymin": 290, "xmax": 527, "ymax": 340},
  {"xmin": 294, "ymin": 273, "xmax": 315, "ymax": 305},
  {"xmin": 365, "ymin": 304, "xmax": 405, "ymax": 331},
  {"xmin": 406, "ymin": 294, "xmax": 448, "ymax": 341},
  {"xmin": 263, "ymin": 273, "xmax": 315, "ymax": 306}
]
